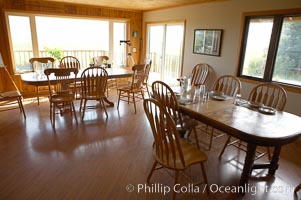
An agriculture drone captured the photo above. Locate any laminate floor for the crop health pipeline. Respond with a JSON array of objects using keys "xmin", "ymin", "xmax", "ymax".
[{"xmin": 0, "ymin": 93, "xmax": 300, "ymax": 200}]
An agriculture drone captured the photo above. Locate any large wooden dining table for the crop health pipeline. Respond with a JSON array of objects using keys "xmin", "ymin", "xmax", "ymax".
[
  {"xmin": 178, "ymin": 98, "xmax": 301, "ymax": 189},
  {"xmin": 21, "ymin": 67, "xmax": 133, "ymax": 106}
]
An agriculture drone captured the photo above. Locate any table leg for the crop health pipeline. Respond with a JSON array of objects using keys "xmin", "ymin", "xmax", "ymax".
[
  {"xmin": 239, "ymin": 143, "xmax": 257, "ymax": 189},
  {"xmin": 268, "ymin": 145, "xmax": 281, "ymax": 176}
]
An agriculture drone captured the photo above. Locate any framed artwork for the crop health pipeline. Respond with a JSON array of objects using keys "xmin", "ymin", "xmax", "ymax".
[{"xmin": 193, "ymin": 29, "xmax": 223, "ymax": 56}]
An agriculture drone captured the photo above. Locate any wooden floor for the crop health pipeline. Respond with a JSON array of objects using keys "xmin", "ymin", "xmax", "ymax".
[{"xmin": 0, "ymin": 91, "xmax": 301, "ymax": 200}]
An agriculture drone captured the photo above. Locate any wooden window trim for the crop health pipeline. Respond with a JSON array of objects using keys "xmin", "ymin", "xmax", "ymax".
[{"xmin": 237, "ymin": 8, "xmax": 301, "ymax": 93}]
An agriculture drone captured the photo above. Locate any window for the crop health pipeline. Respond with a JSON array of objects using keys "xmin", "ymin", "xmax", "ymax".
[
  {"xmin": 8, "ymin": 16, "xmax": 34, "ymax": 72},
  {"xmin": 6, "ymin": 13, "xmax": 127, "ymax": 73},
  {"xmin": 238, "ymin": 11, "xmax": 301, "ymax": 87}
]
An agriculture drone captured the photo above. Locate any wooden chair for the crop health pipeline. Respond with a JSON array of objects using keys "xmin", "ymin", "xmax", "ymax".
[
  {"xmin": 143, "ymin": 98, "xmax": 209, "ymax": 200},
  {"xmin": 212, "ymin": 75, "xmax": 242, "ymax": 97},
  {"xmin": 60, "ymin": 56, "xmax": 81, "ymax": 98},
  {"xmin": 59, "ymin": 56, "xmax": 80, "ymax": 69},
  {"xmin": 0, "ymin": 66, "xmax": 26, "ymax": 118},
  {"xmin": 200, "ymin": 75, "xmax": 242, "ymax": 150},
  {"xmin": 191, "ymin": 63, "xmax": 209, "ymax": 87},
  {"xmin": 219, "ymin": 83, "xmax": 287, "ymax": 160},
  {"xmin": 151, "ymin": 80, "xmax": 200, "ymax": 149},
  {"xmin": 117, "ymin": 64, "xmax": 145, "ymax": 114},
  {"xmin": 93, "ymin": 56, "xmax": 117, "ymax": 96},
  {"xmin": 79, "ymin": 67, "xmax": 108, "ymax": 121},
  {"xmin": 142, "ymin": 60, "xmax": 152, "ymax": 97},
  {"xmin": 44, "ymin": 68, "xmax": 79, "ymax": 128},
  {"xmin": 295, "ymin": 183, "xmax": 301, "ymax": 198},
  {"xmin": 29, "ymin": 57, "xmax": 55, "ymax": 105}
]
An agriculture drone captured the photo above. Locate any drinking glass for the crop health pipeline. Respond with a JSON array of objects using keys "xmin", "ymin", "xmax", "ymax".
[{"xmin": 234, "ymin": 93, "xmax": 242, "ymax": 105}]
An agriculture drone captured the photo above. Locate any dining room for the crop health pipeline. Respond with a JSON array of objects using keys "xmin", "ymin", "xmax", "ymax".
[{"xmin": 0, "ymin": 0, "xmax": 301, "ymax": 200}]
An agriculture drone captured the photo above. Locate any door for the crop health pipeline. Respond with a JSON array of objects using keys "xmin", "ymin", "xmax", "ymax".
[{"xmin": 146, "ymin": 22, "xmax": 184, "ymax": 86}]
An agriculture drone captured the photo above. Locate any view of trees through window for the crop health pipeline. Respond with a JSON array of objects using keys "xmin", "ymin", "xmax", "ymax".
[
  {"xmin": 273, "ymin": 16, "xmax": 301, "ymax": 85},
  {"xmin": 7, "ymin": 13, "xmax": 127, "ymax": 73},
  {"xmin": 240, "ymin": 14, "xmax": 301, "ymax": 87}
]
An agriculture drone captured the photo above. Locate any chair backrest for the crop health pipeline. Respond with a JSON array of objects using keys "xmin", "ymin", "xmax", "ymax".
[
  {"xmin": 191, "ymin": 63, "xmax": 209, "ymax": 87},
  {"xmin": 151, "ymin": 81, "xmax": 183, "ymax": 127},
  {"xmin": 80, "ymin": 67, "xmax": 108, "ymax": 98},
  {"xmin": 143, "ymin": 98, "xmax": 185, "ymax": 168},
  {"xmin": 130, "ymin": 64, "xmax": 146, "ymax": 90},
  {"xmin": 29, "ymin": 57, "xmax": 55, "ymax": 72},
  {"xmin": 248, "ymin": 83, "xmax": 287, "ymax": 111},
  {"xmin": 93, "ymin": 56, "xmax": 109, "ymax": 67},
  {"xmin": 143, "ymin": 62, "xmax": 152, "ymax": 84},
  {"xmin": 44, "ymin": 68, "xmax": 78, "ymax": 97},
  {"xmin": 60, "ymin": 56, "xmax": 80, "ymax": 69},
  {"xmin": 212, "ymin": 75, "xmax": 242, "ymax": 97}
]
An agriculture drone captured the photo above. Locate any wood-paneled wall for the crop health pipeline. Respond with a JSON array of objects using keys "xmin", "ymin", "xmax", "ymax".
[{"xmin": 0, "ymin": 0, "xmax": 142, "ymax": 93}]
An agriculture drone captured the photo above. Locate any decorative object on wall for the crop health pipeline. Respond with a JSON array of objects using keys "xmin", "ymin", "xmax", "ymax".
[{"xmin": 193, "ymin": 29, "xmax": 223, "ymax": 56}]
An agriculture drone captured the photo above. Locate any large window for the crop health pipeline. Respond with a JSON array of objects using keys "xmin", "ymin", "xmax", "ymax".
[
  {"xmin": 238, "ymin": 11, "xmax": 301, "ymax": 87},
  {"xmin": 6, "ymin": 13, "xmax": 127, "ymax": 73}
]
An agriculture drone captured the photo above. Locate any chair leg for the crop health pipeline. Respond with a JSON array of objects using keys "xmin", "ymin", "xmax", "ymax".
[
  {"xmin": 132, "ymin": 92, "xmax": 136, "ymax": 114},
  {"xmin": 52, "ymin": 103, "xmax": 56, "ymax": 128},
  {"xmin": 117, "ymin": 90, "xmax": 121, "ymax": 110},
  {"xmin": 81, "ymin": 99, "xmax": 87, "ymax": 121},
  {"xmin": 17, "ymin": 96, "xmax": 26, "ymax": 119},
  {"xmin": 147, "ymin": 161, "xmax": 157, "ymax": 183},
  {"xmin": 36, "ymin": 86, "xmax": 40, "ymax": 105},
  {"xmin": 71, "ymin": 102, "xmax": 78, "ymax": 125},
  {"xmin": 200, "ymin": 162, "xmax": 209, "ymax": 194},
  {"xmin": 208, "ymin": 127, "xmax": 214, "ymax": 151},
  {"xmin": 172, "ymin": 171, "xmax": 179, "ymax": 200},
  {"xmin": 219, "ymin": 136, "xmax": 231, "ymax": 158},
  {"xmin": 79, "ymin": 98, "xmax": 83, "ymax": 113},
  {"xmin": 101, "ymin": 99, "xmax": 108, "ymax": 118}
]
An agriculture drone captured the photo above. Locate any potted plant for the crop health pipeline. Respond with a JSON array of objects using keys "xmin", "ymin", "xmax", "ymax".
[{"xmin": 45, "ymin": 47, "xmax": 64, "ymax": 67}]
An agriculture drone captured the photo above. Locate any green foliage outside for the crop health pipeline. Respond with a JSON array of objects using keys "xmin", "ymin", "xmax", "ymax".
[
  {"xmin": 272, "ymin": 20, "xmax": 301, "ymax": 84},
  {"xmin": 246, "ymin": 18, "xmax": 301, "ymax": 85},
  {"xmin": 44, "ymin": 47, "xmax": 64, "ymax": 61}
]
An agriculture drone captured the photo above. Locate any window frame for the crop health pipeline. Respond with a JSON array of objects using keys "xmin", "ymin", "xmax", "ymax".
[
  {"xmin": 5, "ymin": 12, "xmax": 128, "ymax": 74},
  {"xmin": 237, "ymin": 9, "xmax": 301, "ymax": 91}
]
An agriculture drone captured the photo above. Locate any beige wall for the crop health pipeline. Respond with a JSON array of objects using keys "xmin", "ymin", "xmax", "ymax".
[{"xmin": 143, "ymin": 0, "xmax": 301, "ymax": 116}]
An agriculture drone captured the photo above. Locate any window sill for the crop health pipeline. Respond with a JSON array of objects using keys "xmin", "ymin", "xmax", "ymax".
[{"xmin": 239, "ymin": 77, "xmax": 301, "ymax": 94}]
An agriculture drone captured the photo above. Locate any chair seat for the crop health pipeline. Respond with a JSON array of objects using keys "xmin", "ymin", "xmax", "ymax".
[
  {"xmin": 154, "ymin": 140, "xmax": 207, "ymax": 170},
  {"xmin": 49, "ymin": 95, "xmax": 73, "ymax": 103},
  {"xmin": 0, "ymin": 90, "xmax": 22, "ymax": 98},
  {"xmin": 118, "ymin": 86, "xmax": 143, "ymax": 93}
]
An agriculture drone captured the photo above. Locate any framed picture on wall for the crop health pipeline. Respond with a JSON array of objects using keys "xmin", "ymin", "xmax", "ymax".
[{"xmin": 193, "ymin": 29, "xmax": 223, "ymax": 56}]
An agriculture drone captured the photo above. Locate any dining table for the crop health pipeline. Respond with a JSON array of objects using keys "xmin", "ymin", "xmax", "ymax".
[
  {"xmin": 21, "ymin": 67, "xmax": 133, "ymax": 106},
  {"xmin": 178, "ymin": 96, "xmax": 301, "ymax": 191}
]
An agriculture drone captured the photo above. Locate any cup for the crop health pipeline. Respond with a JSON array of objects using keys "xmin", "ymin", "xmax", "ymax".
[
  {"xmin": 234, "ymin": 94, "xmax": 242, "ymax": 105},
  {"xmin": 193, "ymin": 87, "xmax": 201, "ymax": 103}
]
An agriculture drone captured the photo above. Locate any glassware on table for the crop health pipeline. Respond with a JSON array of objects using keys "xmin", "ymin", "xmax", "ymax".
[
  {"xmin": 234, "ymin": 93, "xmax": 242, "ymax": 105},
  {"xmin": 193, "ymin": 87, "xmax": 201, "ymax": 103}
]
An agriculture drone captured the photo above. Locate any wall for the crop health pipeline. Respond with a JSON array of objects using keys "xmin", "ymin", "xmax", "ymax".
[
  {"xmin": 0, "ymin": 0, "xmax": 142, "ymax": 93},
  {"xmin": 143, "ymin": 0, "xmax": 301, "ymax": 116}
]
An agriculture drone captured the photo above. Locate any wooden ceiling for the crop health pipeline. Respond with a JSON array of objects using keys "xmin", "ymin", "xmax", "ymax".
[{"xmin": 39, "ymin": 0, "xmax": 228, "ymax": 11}]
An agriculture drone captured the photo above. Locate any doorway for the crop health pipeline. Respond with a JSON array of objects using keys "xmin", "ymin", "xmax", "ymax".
[{"xmin": 146, "ymin": 22, "xmax": 184, "ymax": 86}]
